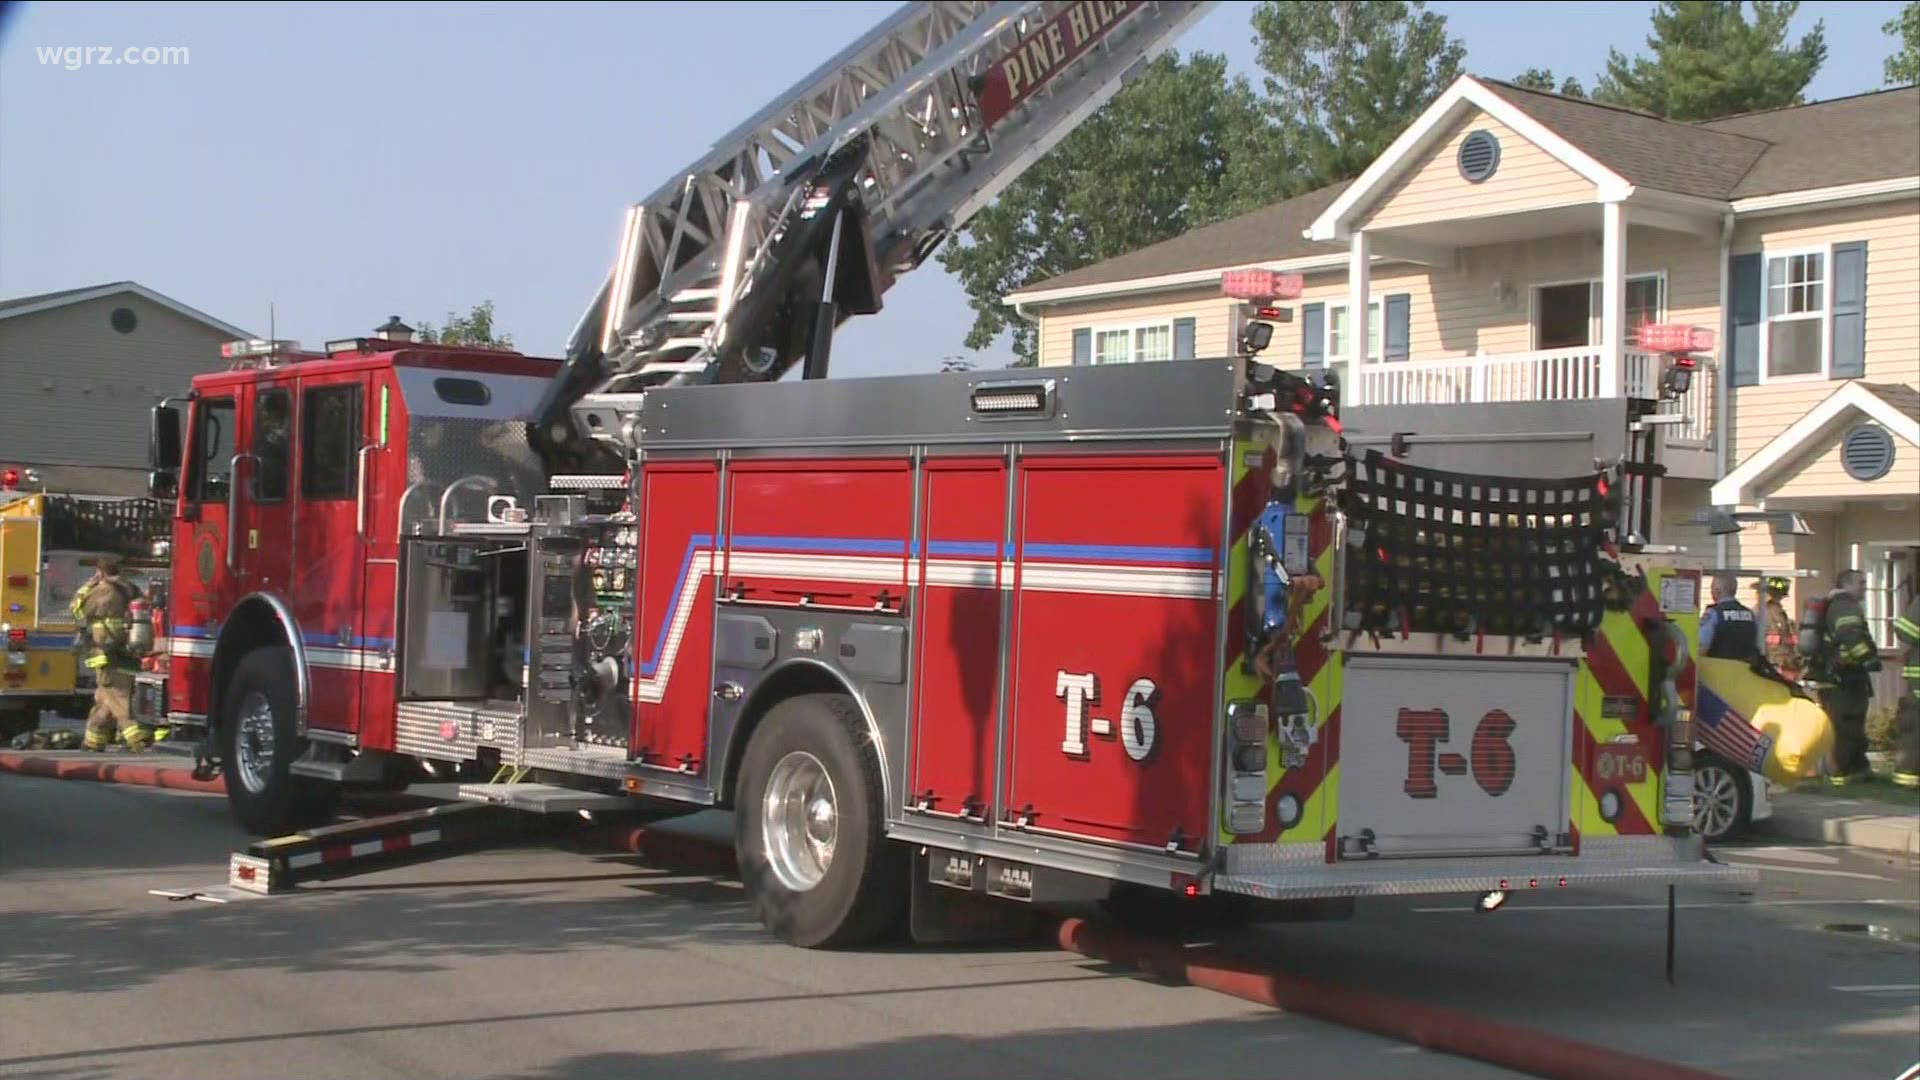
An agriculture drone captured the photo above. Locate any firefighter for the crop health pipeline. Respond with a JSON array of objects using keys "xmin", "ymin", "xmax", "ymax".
[
  {"xmin": 69, "ymin": 555, "xmax": 148, "ymax": 753},
  {"xmin": 1699, "ymin": 572, "xmax": 1759, "ymax": 660},
  {"xmin": 1756, "ymin": 575, "xmax": 1799, "ymax": 677},
  {"xmin": 1892, "ymin": 592, "xmax": 1919, "ymax": 789},
  {"xmin": 1807, "ymin": 570, "xmax": 1879, "ymax": 786}
]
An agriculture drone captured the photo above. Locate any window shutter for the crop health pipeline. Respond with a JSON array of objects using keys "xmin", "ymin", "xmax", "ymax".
[
  {"xmin": 1727, "ymin": 253, "xmax": 1762, "ymax": 387},
  {"xmin": 1173, "ymin": 317, "xmax": 1196, "ymax": 361},
  {"xmin": 1301, "ymin": 303, "xmax": 1325, "ymax": 368},
  {"xmin": 1830, "ymin": 241, "xmax": 1867, "ymax": 380},
  {"xmin": 1383, "ymin": 294, "xmax": 1411, "ymax": 362},
  {"xmin": 1071, "ymin": 327, "xmax": 1091, "ymax": 367}
]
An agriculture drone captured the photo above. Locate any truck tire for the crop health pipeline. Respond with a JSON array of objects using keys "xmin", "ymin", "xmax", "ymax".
[
  {"xmin": 734, "ymin": 692, "xmax": 905, "ymax": 949},
  {"xmin": 220, "ymin": 646, "xmax": 336, "ymax": 837}
]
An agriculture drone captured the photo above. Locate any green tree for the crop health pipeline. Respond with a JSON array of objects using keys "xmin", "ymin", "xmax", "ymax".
[
  {"xmin": 417, "ymin": 300, "xmax": 514, "ymax": 349},
  {"xmin": 1251, "ymin": 0, "xmax": 1466, "ymax": 193},
  {"xmin": 1887, "ymin": 1, "xmax": 1920, "ymax": 85},
  {"xmin": 1593, "ymin": 2, "xmax": 1827, "ymax": 120},
  {"xmin": 1512, "ymin": 67, "xmax": 1588, "ymax": 98},
  {"xmin": 939, "ymin": 51, "xmax": 1282, "ymax": 362}
]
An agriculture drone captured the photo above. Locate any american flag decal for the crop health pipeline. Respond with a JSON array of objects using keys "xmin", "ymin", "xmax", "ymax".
[{"xmin": 1693, "ymin": 685, "xmax": 1772, "ymax": 775}]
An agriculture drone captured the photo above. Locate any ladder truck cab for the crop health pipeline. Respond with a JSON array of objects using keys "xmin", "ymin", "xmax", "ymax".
[{"xmin": 138, "ymin": 0, "xmax": 1749, "ymax": 948}]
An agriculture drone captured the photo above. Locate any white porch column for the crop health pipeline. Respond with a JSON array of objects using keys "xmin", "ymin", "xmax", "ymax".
[
  {"xmin": 1600, "ymin": 201, "xmax": 1626, "ymax": 399},
  {"xmin": 1348, "ymin": 229, "xmax": 1371, "ymax": 403}
]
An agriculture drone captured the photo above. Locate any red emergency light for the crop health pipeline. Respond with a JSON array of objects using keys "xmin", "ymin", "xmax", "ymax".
[
  {"xmin": 1638, "ymin": 323, "xmax": 1715, "ymax": 354},
  {"xmin": 6, "ymin": 627, "xmax": 25, "ymax": 648},
  {"xmin": 1221, "ymin": 269, "xmax": 1304, "ymax": 301},
  {"xmin": 1, "ymin": 468, "xmax": 18, "ymax": 491}
]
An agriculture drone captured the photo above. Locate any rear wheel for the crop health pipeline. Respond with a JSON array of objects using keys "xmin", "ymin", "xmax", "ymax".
[
  {"xmin": 221, "ymin": 647, "xmax": 336, "ymax": 836},
  {"xmin": 735, "ymin": 692, "xmax": 905, "ymax": 949}
]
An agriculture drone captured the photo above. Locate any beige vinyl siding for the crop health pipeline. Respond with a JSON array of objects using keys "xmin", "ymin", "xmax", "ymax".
[
  {"xmin": 1035, "ymin": 288, "xmax": 1238, "ymax": 367},
  {"xmin": 1658, "ymin": 479, "xmax": 1719, "ymax": 559},
  {"xmin": 0, "ymin": 295, "xmax": 235, "ymax": 488},
  {"xmin": 1365, "ymin": 111, "xmax": 1595, "ymax": 230},
  {"xmin": 1729, "ymin": 200, "xmax": 1920, "ymax": 462},
  {"xmin": 1258, "ymin": 227, "xmax": 1720, "ymax": 369},
  {"xmin": 1768, "ymin": 424, "xmax": 1920, "ymax": 502}
]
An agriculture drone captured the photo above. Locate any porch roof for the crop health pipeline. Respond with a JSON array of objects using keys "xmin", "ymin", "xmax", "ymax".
[{"xmin": 1711, "ymin": 382, "xmax": 1920, "ymax": 506}]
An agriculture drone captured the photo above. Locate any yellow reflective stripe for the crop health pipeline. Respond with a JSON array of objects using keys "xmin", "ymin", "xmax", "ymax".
[
  {"xmin": 1832, "ymin": 615, "xmax": 1865, "ymax": 628},
  {"xmin": 84, "ymin": 655, "xmax": 110, "ymax": 669}
]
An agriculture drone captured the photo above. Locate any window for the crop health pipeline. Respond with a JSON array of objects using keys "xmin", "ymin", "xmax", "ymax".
[
  {"xmin": 1327, "ymin": 301, "xmax": 1383, "ymax": 363},
  {"xmin": 252, "ymin": 388, "xmax": 292, "ymax": 502},
  {"xmin": 186, "ymin": 397, "xmax": 235, "ymax": 504},
  {"xmin": 1623, "ymin": 277, "xmax": 1663, "ymax": 347},
  {"xmin": 301, "ymin": 384, "xmax": 362, "ymax": 500},
  {"xmin": 1764, "ymin": 251, "xmax": 1825, "ymax": 377},
  {"xmin": 433, "ymin": 377, "xmax": 491, "ymax": 406},
  {"xmin": 1091, "ymin": 321, "xmax": 1173, "ymax": 364},
  {"xmin": 1865, "ymin": 546, "xmax": 1917, "ymax": 651},
  {"xmin": 1094, "ymin": 328, "xmax": 1131, "ymax": 365}
]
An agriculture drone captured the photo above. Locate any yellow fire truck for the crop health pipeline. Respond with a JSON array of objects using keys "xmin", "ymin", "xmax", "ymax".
[{"xmin": 0, "ymin": 468, "xmax": 170, "ymax": 741}]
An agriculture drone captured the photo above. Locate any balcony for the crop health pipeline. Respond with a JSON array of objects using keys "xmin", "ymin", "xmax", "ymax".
[{"xmin": 1350, "ymin": 346, "xmax": 1718, "ymax": 470}]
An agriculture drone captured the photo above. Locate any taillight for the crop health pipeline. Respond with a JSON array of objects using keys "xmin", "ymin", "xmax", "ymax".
[
  {"xmin": 1225, "ymin": 696, "xmax": 1276, "ymax": 836},
  {"xmin": 5, "ymin": 627, "xmax": 24, "ymax": 649}
]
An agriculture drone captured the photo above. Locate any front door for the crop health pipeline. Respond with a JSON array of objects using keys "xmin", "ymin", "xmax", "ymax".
[
  {"xmin": 291, "ymin": 373, "xmax": 370, "ymax": 735},
  {"xmin": 168, "ymin": 391, "xmax": 242, "ymax": 721},
  {"xmin": 238, "ymin": 382, "xmax": 295, "ymax": 599}
]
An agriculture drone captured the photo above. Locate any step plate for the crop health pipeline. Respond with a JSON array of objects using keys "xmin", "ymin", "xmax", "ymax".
[
  {"xmin": 1213, "ymin": 838, "xmax": 1756, "ymax": 901},
  {"xmin": 521, "ymin": 745, "xmax": 631, "ymax": 780},
  {"xmin": 456, "ymin": 782, "xmax": 634, "ymax": 814}
]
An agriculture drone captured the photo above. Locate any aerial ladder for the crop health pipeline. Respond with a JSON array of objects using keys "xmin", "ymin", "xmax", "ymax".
[{"xmin": 529, "ymin": 0, "xmax": 1218, "ymax": 473}]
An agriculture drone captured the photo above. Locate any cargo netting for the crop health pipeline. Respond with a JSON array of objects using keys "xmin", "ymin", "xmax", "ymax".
[
  {"xmin": 43, "ymin": 496, "xmax": 170, "ymax": 556},
  {"xmin": 1340, "ymin": 449, "xmax": 1618, "ymax": 639}
]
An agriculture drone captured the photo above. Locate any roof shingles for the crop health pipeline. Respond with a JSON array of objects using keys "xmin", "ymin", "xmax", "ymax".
[{"xmin": 1017, "ymin": 78, "xmax": 1918, "ymax": 299}]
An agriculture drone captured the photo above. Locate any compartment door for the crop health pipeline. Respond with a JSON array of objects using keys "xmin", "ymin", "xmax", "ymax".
[
  {"xmin": 1002, "ymin": 452, "xmax": 1225, "ymax": 856},
  {"xmin": 907, "ymin": 457, "xmax": 1008, "ymax": 824},
  {"xmin": 1336, "ymin": 656, "xmax": 1575, "ymax": 859},
  {"xmin": 632, "ymin": 461, "xmax": 719, "ymax": 776}
]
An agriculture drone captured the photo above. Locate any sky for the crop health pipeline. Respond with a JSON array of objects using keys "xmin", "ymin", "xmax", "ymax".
[{"xmin": 0, "ymin": 1, "xmax": 1909, "ymax": 379}]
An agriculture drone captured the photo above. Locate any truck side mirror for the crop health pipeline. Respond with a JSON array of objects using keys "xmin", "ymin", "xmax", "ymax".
[
  {"xmin": 150, "ymin": 404, "xmax": 183, "ymax": 471},
  {"xmin": 147, "ymin": 469, "xmax": 178, "ymax": 502}
]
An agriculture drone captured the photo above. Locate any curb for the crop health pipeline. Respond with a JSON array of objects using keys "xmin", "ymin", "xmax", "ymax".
[
  {"xmin": 1052, "ymin": 917, "xmax": 1731, "ymax": 1080},
  {"xmin": 1755, "ymin": 807, "xmax": 1920, "ymax": 858},
  {"xmin": 0, "ymin": 751, "xmax": 226, "ymax": 795},
  {"xmin": 577, "ymin": 824, "xmax": 1733, "ymax": 1080}
]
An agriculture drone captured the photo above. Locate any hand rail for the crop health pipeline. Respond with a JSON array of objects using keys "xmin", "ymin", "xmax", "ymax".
[
  {"xmin": 437, "ymin": 474, "xmax": 500, "ymax": 535},
  {"xmin": 225, "ymin": 452, "xmax": 258, "ymax": 571},
  {"xmin": 354, "ymin": 443, "xmax": 377, "ymax": 539},
  {"xmin": 394, "ymin": 480, "xmax": 432, "ymax": 538}
]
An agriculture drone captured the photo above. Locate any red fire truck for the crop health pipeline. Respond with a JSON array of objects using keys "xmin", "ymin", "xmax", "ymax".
[{"xmin": 134, "ymin": 0, "xmax": 1747, "ymax": 948}]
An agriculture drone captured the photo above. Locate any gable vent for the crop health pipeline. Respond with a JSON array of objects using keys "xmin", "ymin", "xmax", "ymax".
[
  {"xmin": 1840, "ymin": 424, "xmax": 1895, "ymax": 481},
  {"xmin": 1457, "ymin": 129, "xmax": 1501, "ymax": 183}
]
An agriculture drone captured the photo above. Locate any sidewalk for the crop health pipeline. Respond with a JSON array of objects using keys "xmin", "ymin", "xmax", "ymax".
[{"xmin": 1755, "ymin": 782, "xmax": 1920, "ymax": 859}]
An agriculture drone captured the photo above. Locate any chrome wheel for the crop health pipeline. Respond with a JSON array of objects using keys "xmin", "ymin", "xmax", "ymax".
[
  {"xmin": 1693, "ymin": 761, "xmax": 1741, "ymax": 841},
  {"xmin": 234, "ymin": 691, "xmax": 276, "ymax": 796},
  {"xmin": 762, "ymin": 750, "xmax": 838, "ymax": 893}
]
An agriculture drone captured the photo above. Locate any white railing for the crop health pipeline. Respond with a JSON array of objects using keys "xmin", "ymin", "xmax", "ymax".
[{"xmin": 1355, "ymin": 346, "xmax": 1714, "ymax": 448}]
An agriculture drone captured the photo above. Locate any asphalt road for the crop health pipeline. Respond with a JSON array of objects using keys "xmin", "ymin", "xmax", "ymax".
[{"xmin": 1, "ymin": 773, "xmax": 1915, "ymax": 1080}]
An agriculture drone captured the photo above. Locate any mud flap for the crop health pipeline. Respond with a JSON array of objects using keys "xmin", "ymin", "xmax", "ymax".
[{"xmin": 908, "ymin": 848, "xmax": 1043, "ymax": 945}]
